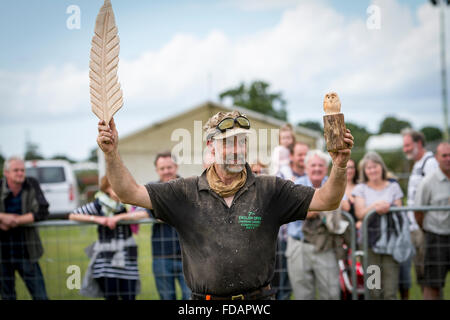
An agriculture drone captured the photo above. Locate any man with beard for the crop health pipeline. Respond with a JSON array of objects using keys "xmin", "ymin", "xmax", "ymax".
[
  {"xmin": 96, "ymin": 110, "xmax": 354, "ymax": 300},
  {"xmin": 400, "ymin": 129, "xmax": 438, "ymax": 299}
]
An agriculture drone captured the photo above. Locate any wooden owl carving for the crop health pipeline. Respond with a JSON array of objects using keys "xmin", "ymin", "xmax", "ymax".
[{"xmin": 323, "ymin": 92, "xmax": 341, "ymax": 115}]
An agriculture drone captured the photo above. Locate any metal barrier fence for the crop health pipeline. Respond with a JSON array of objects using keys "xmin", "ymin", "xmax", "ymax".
[
  {"xmin": 0, "ymin": 218, "xmax": 164, "ymax": 300},
  {"xmin": 339, "ymin": 211, "xmax": 357, "ymax": 300},
  {"xmin": 2, "ymin": 205, "xmax": 448, "ymax": 300},
  {"xmin": 362, "ymin": 206, "xmax": 450, "ymax": 300},
  {"xmin": 2, "ymin": 214, "xmax": 359, "ymax": 300}
]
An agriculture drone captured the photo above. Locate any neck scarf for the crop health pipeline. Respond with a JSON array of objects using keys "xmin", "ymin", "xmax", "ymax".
[
  {"xmin": 206, "ymin": 164, "xmax": 247, "ymax": 198},
  {"xmin": 95, "ymin": 191, "xmax": 124, "ymax": 217}
]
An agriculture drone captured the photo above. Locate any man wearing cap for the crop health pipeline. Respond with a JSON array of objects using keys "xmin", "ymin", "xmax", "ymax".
[{"xmin": 96, "ymin": 110, "xmax": 354, "ymax": 300}]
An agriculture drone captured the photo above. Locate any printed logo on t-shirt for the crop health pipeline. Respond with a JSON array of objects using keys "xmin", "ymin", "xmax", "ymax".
[{"xmin": 238, "ymin": 210, "xmax": 262, "ymax": 230}]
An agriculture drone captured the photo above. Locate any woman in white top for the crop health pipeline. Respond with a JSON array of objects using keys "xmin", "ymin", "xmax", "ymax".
[{"xmin": 352, "ymin": 152, "xmax": 404, "ymax": 300}]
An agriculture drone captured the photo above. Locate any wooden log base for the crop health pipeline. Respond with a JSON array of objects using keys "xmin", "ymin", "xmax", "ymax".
[{"xmin": 323, "ymin": 113, "xmax": 347, "ymax": 152}]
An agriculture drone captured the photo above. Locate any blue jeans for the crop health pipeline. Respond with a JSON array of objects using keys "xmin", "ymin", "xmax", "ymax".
[
  {"xmin": 152, "ymin": 258, "xmax": 191, "ymax": 300},
  {"xmin": 0, "ymin": 260, "xmax": 48, "ymax": 300}
]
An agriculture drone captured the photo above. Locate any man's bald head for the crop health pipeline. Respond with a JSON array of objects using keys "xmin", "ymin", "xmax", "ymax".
[{"xmin": 436, "ymin": 142, "xmax": 450, "ymax": 176}]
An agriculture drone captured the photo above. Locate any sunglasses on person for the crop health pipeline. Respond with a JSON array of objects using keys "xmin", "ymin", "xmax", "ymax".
[{"xmin": 216, "ymin": 116, "xmax": 251, "ymax": 132}]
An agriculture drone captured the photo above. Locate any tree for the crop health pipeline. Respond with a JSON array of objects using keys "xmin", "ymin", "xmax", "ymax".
[
  {"xmin": 346, "ymin": 122, "xmax": 372, "ymax": 149},
  {"xmin": 51, "ymin": 154, "xmax": 75, "ymax": 163},
  {"xmin": 378, "ymin": 116, "xmax": 412, "ymax": 134},
  {"xmin": 420, "ymin": 126, "xmax": 443, "ymax": 142},
  {"xmin": 219, "ymin": 80, "xmax": 287, "ymax": 121},
  {"xmin": 297, "ymin": 120, "xmax": 372, "ymax": 151},
  {"xmin": 297, "ymin": 121, "xmax": 323, "ymax": 133},
  {"xmin": 24, "ymin": 141, "xmax": 44, "ymax": 160},
  {"xmin": 88, "ymin": 148, "xmax": 98, "ymax": 162}
]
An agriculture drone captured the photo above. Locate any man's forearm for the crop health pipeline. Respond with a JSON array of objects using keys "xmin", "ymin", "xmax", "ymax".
[
  {"xmin": 309, "ymin": 164, "xmax": 347, "ymax": 211},
  {"xmin": 0, "ymin": 213, "xmax": 34, "ymax": 227},
  {"xmin": 69, "ymin": 213, "xmax": 101, "ymax": 224},
  {"xmin": 318, "ymin": 165, "xmax": 347, "ymax": 211},
  {"xmin": 105, "ymin": 151, "xmax": 139, "ymax": 204},
  {"xmin": 414, "ymin": 211, "xmax": 424, "ymax": 229},
  {"xmin": 16, "ymin": 213, "xmax": 35, "ymax": 225}
]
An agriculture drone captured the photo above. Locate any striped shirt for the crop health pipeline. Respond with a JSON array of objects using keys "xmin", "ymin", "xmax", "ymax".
[{"xmin": 73, "ymin": 199, "xmax": 139, "ymax": 280}]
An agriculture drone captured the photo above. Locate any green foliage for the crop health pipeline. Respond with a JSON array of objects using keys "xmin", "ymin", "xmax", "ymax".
[
  {"xmin": 296, "ymin": 120, "xmax": 373, "ymax": 151},
  {"xmin": 346, "ymin": 122, "xmax": 372, "ymax": 149},
  {"xmin": 420, "ymin": 126, "xmax": 443, "ymax": 142},
  {"xmin": 377, "ymin": 150, "xmax": 410, "ymax": 175},
  {"xmin": 378, "ymin": 116, "xmax": 412, "ymax": 134},
  {"xmin": 51, "ymin": 154, "xmax": 76, "ymax": 163},
  {"xmin": 219, "ymin": 80, "xmax": 287, "ymax": 121},
  {"xmin": 88, "ymin": 148, "xmax": 99, "ymax": 162},
  {"xmin": 349, "ymin": 147, "xmax": 367, "ymax": 167},
  {"xmin": 13, "ymin": 224, "xmax": 187, "ymax": 300},
  {"xmin": 24, "ymin": 141, "xmax": 44, "ymax": 160},
  {"xmin": 297, "ymin": 120, "xmax": 323, "ymax": 133}
]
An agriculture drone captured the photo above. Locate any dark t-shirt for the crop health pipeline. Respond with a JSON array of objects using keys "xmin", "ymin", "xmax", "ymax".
[
  {"xmin": 145, "ymin": 164, "xmax": 315, "ymax": 296},
  {"xmin": 147, "ymin": 180, "xmax": 183, "ymax": 259},
  {"xmin": 148, "ymin": 213, "xmax": 182, "ymax": 258}
]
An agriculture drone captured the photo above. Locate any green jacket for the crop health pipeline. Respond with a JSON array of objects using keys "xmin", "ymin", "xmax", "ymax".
[{"xmin": 0, "ymin": 177, "xmax": 49, "ymax": 262}]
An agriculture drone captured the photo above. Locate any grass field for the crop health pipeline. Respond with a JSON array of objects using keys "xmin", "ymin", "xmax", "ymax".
[
  {"xmin": 12, "ymin": 224, "xmax": 450, "ymax": 300},
  {"xmin": 14, "ymin": 224, "xmax": 182, "ymax": 300}
]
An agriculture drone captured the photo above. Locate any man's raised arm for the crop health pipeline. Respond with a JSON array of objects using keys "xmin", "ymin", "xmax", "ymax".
[
  {"xmin": 97, "ymin": 118, "xmax": 152, "ymax": 209},
  {"xmin": 309, "ymin": 129, "xmax": 354, "ymax": 211}
]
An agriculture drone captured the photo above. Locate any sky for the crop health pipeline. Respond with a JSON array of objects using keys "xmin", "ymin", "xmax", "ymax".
[{"xmin": 0, "ymin": 0, "xmax": 448, "ymax": 161}]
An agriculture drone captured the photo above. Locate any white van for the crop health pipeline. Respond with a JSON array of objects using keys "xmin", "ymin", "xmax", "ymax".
[{"xmin": 25, "ymin": 160, "xmax": 80, "ymax": 215}]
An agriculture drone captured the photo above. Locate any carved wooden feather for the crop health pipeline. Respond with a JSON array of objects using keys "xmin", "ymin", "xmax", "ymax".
[{"xmin": 90, "ymin": 0, "xmax": 123, "ymax": 123}]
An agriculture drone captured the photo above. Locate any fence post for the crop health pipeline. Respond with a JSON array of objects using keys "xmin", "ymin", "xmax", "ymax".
[{"xmin": 362, "ymin": 209, "xmax": 376, "ymax": 300}]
